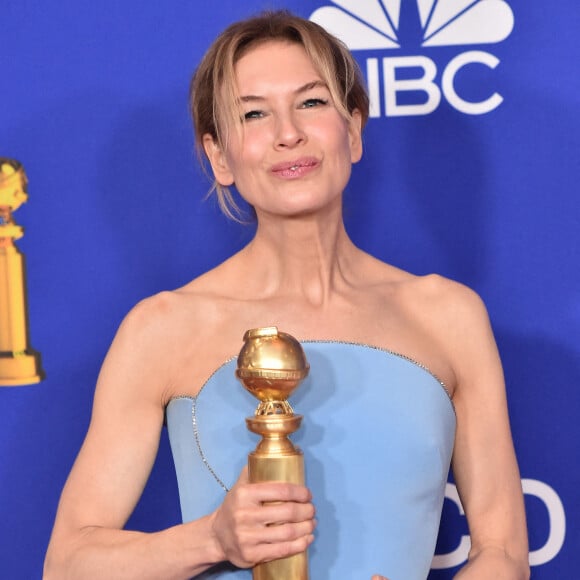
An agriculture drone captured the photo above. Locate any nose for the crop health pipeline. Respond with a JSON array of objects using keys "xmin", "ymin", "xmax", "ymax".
[{"xmin": 274, "ymin": 112, "xmax": 306, "ymax": 149}]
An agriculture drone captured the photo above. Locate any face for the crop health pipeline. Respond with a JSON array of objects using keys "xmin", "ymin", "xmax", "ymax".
[{"xmin": 203, "ymin": 40, "xmax": 362, "ymax": 219}]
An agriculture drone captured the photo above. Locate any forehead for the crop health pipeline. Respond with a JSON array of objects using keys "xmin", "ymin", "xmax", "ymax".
[{"xmin": 234, "ymin": 41, "xmax": 322, "ymax": 93}]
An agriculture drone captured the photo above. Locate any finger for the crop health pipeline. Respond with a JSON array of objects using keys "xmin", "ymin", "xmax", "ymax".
[
  {"xmin": 257, "ymin": 519, "xmax": 316, "ymax": 543},
  {"xmin": 252, "ymin": 533, "xmax": 315, "ymax": 564},
  {"xmin": 371, "ymin": 575, "xmax": 389, "ymax": 580},
  {"xmin": 259, "ymin": 501, "xmax": 316, "ymax": 526}
]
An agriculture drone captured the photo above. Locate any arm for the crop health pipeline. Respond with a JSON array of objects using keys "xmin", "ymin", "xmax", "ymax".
[
  {"xmin": 437, "ymin": 283, "xmax": 529, "ymax": 579},
  {"xmin": 44, "ymin": 295, "xmax": 315, "ymax": 580}
]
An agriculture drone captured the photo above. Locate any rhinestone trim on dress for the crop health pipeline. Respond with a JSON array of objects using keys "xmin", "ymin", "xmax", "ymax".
[{"xmin": 191, "ymin": 395, "xmax": 230, "ymax": 492}]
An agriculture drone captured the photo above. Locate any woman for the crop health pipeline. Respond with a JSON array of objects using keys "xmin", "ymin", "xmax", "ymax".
[{"xmin": 44, "ymin": 11, "xmax": 529, "ymax": 580}]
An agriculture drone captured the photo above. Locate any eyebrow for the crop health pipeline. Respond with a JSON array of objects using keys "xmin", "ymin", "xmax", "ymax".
[{"xmin": 239, "ymin": 80, "xmax": 328, "ymax": 103}]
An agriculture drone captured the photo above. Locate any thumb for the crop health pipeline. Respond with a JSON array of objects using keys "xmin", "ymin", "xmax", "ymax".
[{"xmin": 371, "ymin": 576, "xmax": 389, "ymax": 580}]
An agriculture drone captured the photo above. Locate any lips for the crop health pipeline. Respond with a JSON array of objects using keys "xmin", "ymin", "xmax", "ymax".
[{"xmin": 271, "ymin": 157, "xmax": 320, "ymax": 178}]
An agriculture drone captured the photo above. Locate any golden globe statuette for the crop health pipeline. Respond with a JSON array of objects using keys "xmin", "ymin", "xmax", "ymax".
[
  {"xmin": 236, "ymin": 327, "xmax": 310, "ymax": 580},
  {"xmin": 0, "ymin": 158, "xmax": 44, "ymax": 386}
]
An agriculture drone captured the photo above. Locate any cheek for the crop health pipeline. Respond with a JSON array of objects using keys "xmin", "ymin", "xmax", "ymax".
[
  {"xmin": 323, "ymin": 125, "xmax": 356, "ymax": 164},
  {"xmin": 227, "ymin": 134, "xmax": 264, "ymax": 170},
  {"xmin": 314, "ymin": 116, "xmax": 351, "ymax": 148}
]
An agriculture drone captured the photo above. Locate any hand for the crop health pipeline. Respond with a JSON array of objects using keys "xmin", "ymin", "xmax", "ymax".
[
  {"xmin": 210, "ymin": 467, "xmax": 316, "ymax": 568},
  {"xmin": 371, "ymin": 576, "xmax": 389, "ymax": 580}
]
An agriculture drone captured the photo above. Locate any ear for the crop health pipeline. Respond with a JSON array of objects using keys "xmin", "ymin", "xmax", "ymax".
[
  {"xmin": 348, "ymin": 109, "xmax": 363, "ymax": 164},
  {"xmin": 202, "ymin": 134, "xmax": 235, "ymax": 186}
]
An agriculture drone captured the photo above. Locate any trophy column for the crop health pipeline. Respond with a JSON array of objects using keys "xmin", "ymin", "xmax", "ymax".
[
  {"xmin": 0, "ymin": 159, "xmax": 44, "ymax": 386},
  {"xmin": 236, "ymin": 327, "xmax": 310, "ymax": 580}
]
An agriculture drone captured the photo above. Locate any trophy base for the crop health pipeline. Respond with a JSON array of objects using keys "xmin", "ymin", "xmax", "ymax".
[{"xmin": 0, "ymin": 351, "xmax": 44, "ymax": 386}]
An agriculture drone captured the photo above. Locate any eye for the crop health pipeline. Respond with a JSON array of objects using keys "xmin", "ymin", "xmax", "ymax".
[
  {"xmin": 300, "ymin": 98, "xmax": 328, "ymax": 109},
  {"xmin": 243, "ymin": 110, "xmax": 264, "ymax": 121}
]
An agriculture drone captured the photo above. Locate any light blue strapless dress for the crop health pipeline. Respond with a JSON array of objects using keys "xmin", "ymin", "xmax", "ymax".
[{"xmin": 166, "ymin": 342, "xmax": 456, "ymax": 580}]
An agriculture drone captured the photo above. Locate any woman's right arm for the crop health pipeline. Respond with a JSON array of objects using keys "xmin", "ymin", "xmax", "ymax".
[
  {"xmin": 45, "ymin": 465, "xmax": 314, "ymax": 580},
  {"xmin": 44, "ymin": 296, "xmax": 315, "ymax": 579}
]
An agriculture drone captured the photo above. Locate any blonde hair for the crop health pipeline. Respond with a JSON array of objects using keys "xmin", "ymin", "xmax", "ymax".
[{"xmin": 190, "ymin": 10, "xmax": 369, "ymax": 220}]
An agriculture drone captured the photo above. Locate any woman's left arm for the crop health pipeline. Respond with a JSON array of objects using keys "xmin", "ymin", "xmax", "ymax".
[{"xmin": 436, "ymin": 282, "xmax": 529, "ymax": 579}]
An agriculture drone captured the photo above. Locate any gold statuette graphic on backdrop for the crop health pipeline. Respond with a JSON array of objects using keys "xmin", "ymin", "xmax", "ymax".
[
  {"xmin": 0, "ymin": 159, "xmax": 44, "ymax": 386},
  {"xmin": 236, "ymin": 327, "xmax": 310, "ymax": 580}
]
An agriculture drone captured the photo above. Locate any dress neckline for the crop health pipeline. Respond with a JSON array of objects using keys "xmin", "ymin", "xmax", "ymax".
[{"xmin": 167, "ymin": 340, "xmax": 454, "ymax": 412}]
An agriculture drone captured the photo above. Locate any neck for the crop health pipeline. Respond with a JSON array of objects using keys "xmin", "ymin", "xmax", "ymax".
[{"xmin": 241, "ymin": 206, "xmax": 361, "ymax": 307}]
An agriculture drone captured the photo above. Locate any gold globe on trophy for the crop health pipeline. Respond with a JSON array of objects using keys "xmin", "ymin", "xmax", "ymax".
[
  {"xmin": 236, "ymin": 327, "xmax": 310, "ymax": 580},
  {"xmin": 0, "ymin": 158, "xmax": 44, "ymax": 386}
]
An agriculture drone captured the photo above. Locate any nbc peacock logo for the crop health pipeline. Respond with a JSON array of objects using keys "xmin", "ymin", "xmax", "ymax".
[{"xmin": 310, "ymin": 0, "xmax": 515, "ymax": 117}]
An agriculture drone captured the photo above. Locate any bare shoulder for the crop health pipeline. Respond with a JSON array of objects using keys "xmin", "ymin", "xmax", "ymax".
[
  {"xmin": 362, "ymin": 256, "xmax": 489, "ymax": 324},
  {"xmin": 97, "ymin": 273, "xmax": 237, "ymax": 407},
  {"xmin": 118, "ymin": 261, "xmax": 237, "ymax": 344},
  {"xmin": 94, "ymin": 292, "xmax": 185, "ymax": 406},
  {"xmin": 111, "ymin": 290, "xmax": 203, "ymax": 360},
  {"xmin": 402, "ymin": 273, "xmax": 494, "ymax": 348},
  {"xmin": 402, "ymin": 273, "xmax": 489, "ymax": 321},
  {"xmin": 358, "ymin": 265, "xmax": 496, "ymax": 393},
  {"xmin": 407, "ymin": 274, "xmax": 501, "ymax": 389}
]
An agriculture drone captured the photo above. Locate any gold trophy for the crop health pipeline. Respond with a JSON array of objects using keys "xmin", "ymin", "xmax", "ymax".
[
  {"xmin": 236, "ymin": 327, "xmax": 310, "ymax": 580},
  {"xmin": 0, "ymin": 158, "xmax": 44, "ymax": 386}
]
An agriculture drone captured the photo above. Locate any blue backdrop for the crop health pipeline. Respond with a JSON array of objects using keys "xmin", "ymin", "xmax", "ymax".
[{"xmin": 1, "ymin": 1, "xmax": 578, "ymax": 577}]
